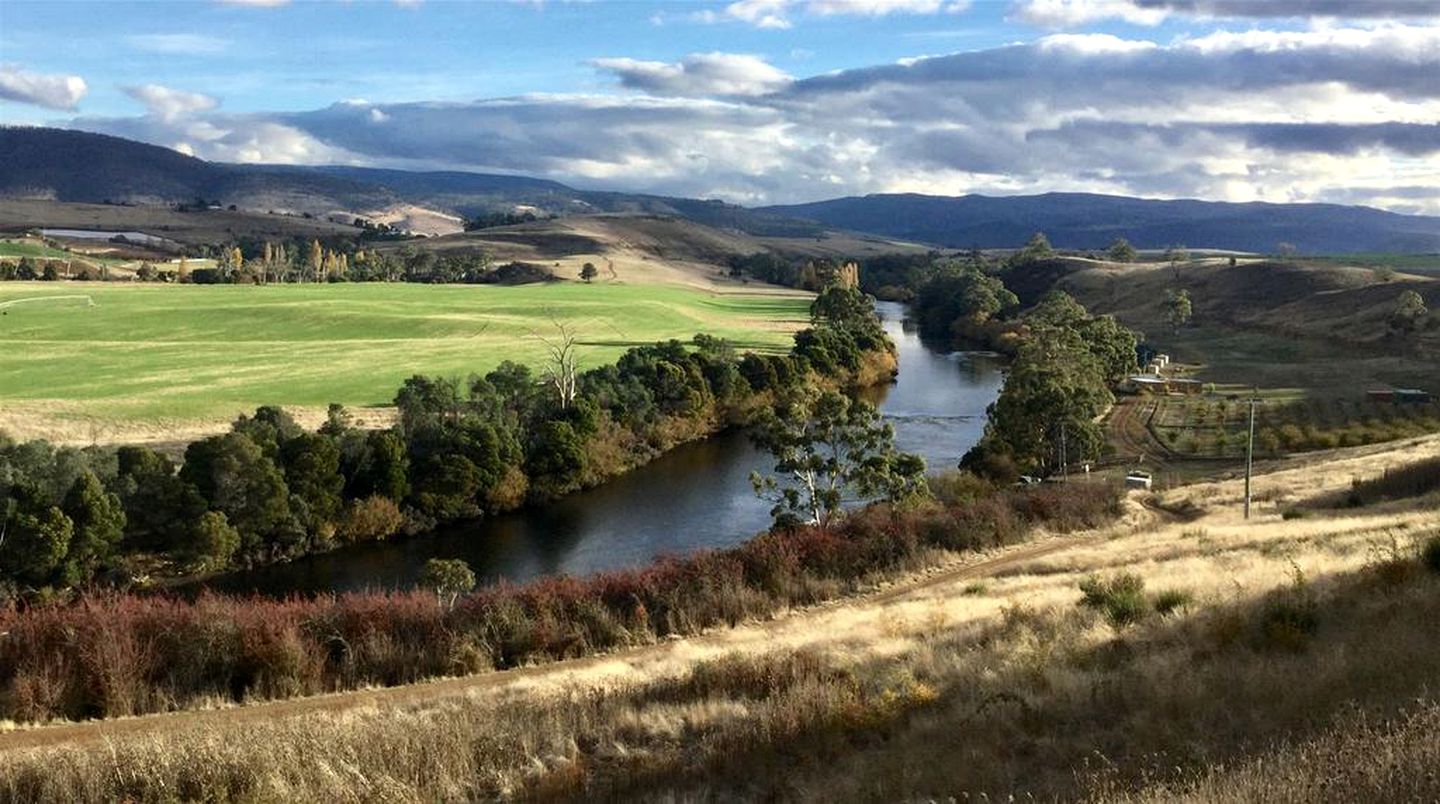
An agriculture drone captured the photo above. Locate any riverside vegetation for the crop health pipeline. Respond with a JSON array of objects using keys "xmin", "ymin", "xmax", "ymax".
[
  {"xmin": 0, "ymin": 479, "xmax": 1120, "ymax": 723},
  {"xmin": 0, "ymin": 283, "xmax": 892, "ymax": 596},
  {"xmin": 0, "ymin": 283, "xmax": 898, "ymax": 599},
  {"xmin": 3, "ymin": 443, "xmax": 1435, "ymax": 801}
]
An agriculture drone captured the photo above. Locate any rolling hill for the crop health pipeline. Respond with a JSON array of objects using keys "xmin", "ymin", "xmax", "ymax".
[
  {"xmin": 761, "ymin": 192, "xmax": 1440, "ymax": 254},
  {"xmin": 0, "ymin": 127, "xmax": 822, "ymax": 237},
  {"xmin": 5, "ymin": 127, "xmax": 1439, "ymax": 252}
]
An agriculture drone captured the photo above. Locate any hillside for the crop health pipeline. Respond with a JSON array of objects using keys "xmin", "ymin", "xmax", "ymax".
[
  {"xmin": 762, "ymin": 192, "xmax": 1440, "ymax": 253},
  {"xmin": 0, "ymin": 127, "xmax": 822, "ymax": 238},
  {"xmin": 8, "ymin": 128, "xmax": 1440, "ymax": 252},
  {"xmin": 5, "ymin": 436, "xmax": 1437, "ymax": 800},
  {"xmin": 998, "ymin": 256, "xmax": 1440, "ymax": 403},
  {"xmin": 388, "ymin": 213, "xmax": 923, "ymax": 287}
]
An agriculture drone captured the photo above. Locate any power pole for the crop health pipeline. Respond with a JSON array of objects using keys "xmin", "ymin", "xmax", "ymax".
[
  {"xmin": 1060, "ymin": 422, "xmax": 1068, "ymax": 481},
  {"xmin": 1244, "ymin": 396, "xmax": 1256, "ymax": 519}
]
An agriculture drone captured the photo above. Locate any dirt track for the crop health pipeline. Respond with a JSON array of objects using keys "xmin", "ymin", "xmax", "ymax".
[
  {"xmin": 6, "ymin": 433, "xmax": 1435, "ymax": 755},
  {"xmin": 0, "ymin": 531, "xmax": 1112, "ymax": 753}
]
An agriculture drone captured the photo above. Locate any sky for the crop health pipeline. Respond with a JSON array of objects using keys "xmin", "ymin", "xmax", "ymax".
[{"xmin": 1, "ymin": 0, "xmax": 1438, "ymax": 213}]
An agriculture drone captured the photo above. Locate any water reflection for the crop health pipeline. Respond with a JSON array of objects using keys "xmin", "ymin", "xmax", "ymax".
[{"xmin": 194, "ymin": 302, "xmax": 1005, "ymax": 596}]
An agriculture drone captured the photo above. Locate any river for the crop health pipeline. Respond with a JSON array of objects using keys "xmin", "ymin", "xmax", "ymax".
[{"xmin": 195, "ymin": 302, "xmax": 1005, "ymax": 596}]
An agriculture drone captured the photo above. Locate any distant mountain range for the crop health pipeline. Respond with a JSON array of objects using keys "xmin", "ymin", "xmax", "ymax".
[
  {"xmin": 761, "ymin": 193, "xmax": 1440, "ymax": 254},
  {"xmin": 0, "ymin": 127, "xmax": 820, "ymax": 237},
  {"xmin": 3, "ymin": 126, "xmax": 1438, "ymax": 253}
]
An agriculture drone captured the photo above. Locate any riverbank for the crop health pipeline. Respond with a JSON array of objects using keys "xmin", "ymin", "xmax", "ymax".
[
  {"xmin": 184, "ymin": 303, "xmax": 999, "ymax": 598},
  {"xmin": 5, "ymin": 435, "xmax": 1436, "ymax": 801},
  {"xmin": 0, "ymin": 286, "xmax": 894, "ymax": 596},
  {"xmin": 0, "ymin": 480, "xmax": 1120, "ymax": 723}
]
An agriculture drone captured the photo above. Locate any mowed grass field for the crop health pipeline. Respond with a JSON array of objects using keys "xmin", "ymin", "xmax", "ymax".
[{"xmin": 0, "ymin": 281, "xmax": 810, "ymax": 442}]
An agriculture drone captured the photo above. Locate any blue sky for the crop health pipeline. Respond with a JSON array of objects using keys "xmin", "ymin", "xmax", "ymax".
[{"xmin": 1, "ymin": 1, "xmax": 1438, "ymax": 211}]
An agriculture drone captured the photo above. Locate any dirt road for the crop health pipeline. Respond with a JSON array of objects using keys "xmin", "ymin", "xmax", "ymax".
[{"xmin": 0, "ymin": 532, "xmax": 1109, "ymax": 753}]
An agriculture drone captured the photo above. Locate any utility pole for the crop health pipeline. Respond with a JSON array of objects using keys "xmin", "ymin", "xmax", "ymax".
[
  {"xmin": 1060, "ymin": 422, "xmax": 1068, "ymax": 481},
  {"xmin": 1244, "ymin": 396, "xmax": 1257, "ymax": 519}
]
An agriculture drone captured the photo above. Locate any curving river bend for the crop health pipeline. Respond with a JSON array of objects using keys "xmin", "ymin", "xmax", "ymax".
[{"xmin": 197, "ymin": 303, "xmax": 1005, "ymax": 596}]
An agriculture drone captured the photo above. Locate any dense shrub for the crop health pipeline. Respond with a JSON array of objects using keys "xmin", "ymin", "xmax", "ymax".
[
  {"xmin": 0, "ymin": 481, "xmax": 1121, "ymax": 722},
  {"xmin": 1344, "ymin": 456, "xmax": 1440, "ymax": 506}
]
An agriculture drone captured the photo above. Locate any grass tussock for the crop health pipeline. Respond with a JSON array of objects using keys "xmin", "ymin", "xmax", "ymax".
[
  {"xmin": 4, "ymin": 519, "xmax": 1438, "ymax": 803},
  {"xmin": 1342, "ymin": 454, "xmax": 1440, "ymax": 507},
  {"xmin": 0, "ymin": 482, "xmax": 1122, "ymax": 723}
]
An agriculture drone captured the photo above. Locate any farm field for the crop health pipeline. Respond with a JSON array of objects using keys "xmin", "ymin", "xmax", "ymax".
[
  {"xmin": 0, "ymin": 281, "xmax": 810, "ymax": 443},
  {"xmin": 1146, "ymin": 385, "xmax": 1440, "ymax": 459}
]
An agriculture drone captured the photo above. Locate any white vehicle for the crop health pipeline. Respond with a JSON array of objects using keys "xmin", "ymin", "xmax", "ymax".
[{"xmin": 1124, "ymin": 471, "xmax": 1153, "ymax": 490}]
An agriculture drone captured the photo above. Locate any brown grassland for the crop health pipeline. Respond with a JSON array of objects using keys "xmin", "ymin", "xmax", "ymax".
[{"xmin": 1, "ymin": 433, "xmax": 1437, "ymax": 802}]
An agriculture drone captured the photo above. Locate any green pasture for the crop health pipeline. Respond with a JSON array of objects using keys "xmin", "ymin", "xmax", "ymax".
[
  {"xmin": 0, "ymin": 282, "xmax": 810, "ymax": 425},
  {"xmin": 0, "ymin": 239, "xmax": 101, "ymax": 262}
]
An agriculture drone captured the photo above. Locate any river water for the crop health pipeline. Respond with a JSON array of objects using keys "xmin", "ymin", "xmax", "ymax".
[{"xmin": 196, "ymin": 302, "xmax": 1005, "ymax": 596}]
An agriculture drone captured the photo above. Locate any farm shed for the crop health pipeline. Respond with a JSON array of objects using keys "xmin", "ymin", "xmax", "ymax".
[
  {"xmin": 1128, "ymin": 375, "xmax": 1171, "ymax": 394},
  {"xmin": 1369, "ymin": 388, "xmax": 1432, "ymax": 404}
]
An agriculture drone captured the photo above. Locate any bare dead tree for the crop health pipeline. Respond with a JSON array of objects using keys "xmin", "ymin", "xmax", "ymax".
[{"xmin": 535, "ymin": 316, "xmax": 579, "ymax": 409}]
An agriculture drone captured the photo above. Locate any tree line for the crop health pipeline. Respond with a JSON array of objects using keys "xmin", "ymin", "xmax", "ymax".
[
  {"xmin": 0, "ymin": 286, "xmax": 894, "ymax": 598},
  {"xmin": 849, "ymin": 237, "xmax": 1141, "ymax": 480}
]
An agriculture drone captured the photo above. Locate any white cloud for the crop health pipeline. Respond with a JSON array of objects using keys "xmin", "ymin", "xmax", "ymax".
[
  {"xmin": 126, "ymin": 34, "xmax": 230, "ymax": 55},
  {"xmin": 64, "ymin": 23, "xmax": 1440, "ymax": 214},
  {"xmin": 589, "ymin": 53, "xmax": 793, "ymax": 97},
  {"xmin": 1011, "ymin": 0, "xmax": 1166, "ymax": 28},
  {"xmin": 1011, "ymin": 0, "xmax": 1440, "ymax": 28},
  {"xmin": 0, "ymin": 65, "xmax": 87, "ymax": 110},
  {"xmin": 123, "ymin": 84, "xmax": 219, "ymax": 122},
  {"xmin": 718, "ymin": 0, "xmax": 970, "ymax": 28}
]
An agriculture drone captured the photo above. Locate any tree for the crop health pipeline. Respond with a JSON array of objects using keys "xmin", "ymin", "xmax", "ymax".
[
  {"xmin": 0, "ymin": 484, "xmax": 73, "ymax": 586},
  {"xmin": 750, "ymin": 390, "xmax": 925, "ymax": 530},
  {"xmin": 975, "ymin": 327, "xmax": 1113, "ymax": 474},
  {"xmin": 348, "ymin": 430, "xmax": 410, "ymax": 502},
  {"xmin": 419, "ymin": 558, "xmax": 476, "ymax": 609},
  {"xmin": 1106, "ymin": 237, "xmax": 1138, "ymax": 263},
  {"xmin": 180, "ymin": 433, "xmax": 295, "ymax": 556},
  {"xmin": 1164, "ymin": 288, "xmax": 1193, "ymax": 332},
  {"xmin": 579, "ymin": 262, "xmax": 598, "ymax": 283},
  {"xmin": 279, "ymin": 433, "xmax": 344, "ymax": 531},
  {"xmin": 913, "ymin": 259, "xmax": 1018, "ymax": 344},
  {"xmin": 1164, "ymin": 244, "xmax": 1190, "ymax": 281},
  {"xmin": 1390, "ymin": 290, "xmax": 1428, "ymax": 334},
  {"xmin": 59, "ymin": 471, "xmax": 125, "ymax": 584},
  {"xmin": 1012, "ymin": 232, "xmax": 1055, "ymax": 264},
  {"xmin": 307, "ymin": 240, "xmax": 323, "ymax": 282},
  {"xmin": 186, "ymin": 510, "xmax": 240, "ymax": 570},
  {"xmin": 537, "ymin": 319, "xmax": 579, "ymax": 409}
]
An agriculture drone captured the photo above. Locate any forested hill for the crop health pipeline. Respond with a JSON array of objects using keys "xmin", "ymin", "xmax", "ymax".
[
  {"xmin": 759, "ymin": 192, "xmax": 1440, "ymax": 254},
  {"xmin": 6, "ymin": 127, "xmax": 1439, "ymax": 252},
  {"xmin": 0, "ymin": 127, "xmax": 820, "ymax": 237}
]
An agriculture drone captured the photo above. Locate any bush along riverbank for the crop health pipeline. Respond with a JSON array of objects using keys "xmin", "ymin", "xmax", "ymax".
[
  {"xmin": 0, "ymin": 285, "xmax": 895, "ymax": 598},
  {"xmin": 0, "ymin": 478, "xmax": 1121, "ymax": 723}
]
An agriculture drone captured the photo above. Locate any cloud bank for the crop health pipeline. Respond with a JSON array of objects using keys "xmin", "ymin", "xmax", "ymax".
[{"xmin": 62, "ymin": 24, "xmax": 1440, "ymax": 214}]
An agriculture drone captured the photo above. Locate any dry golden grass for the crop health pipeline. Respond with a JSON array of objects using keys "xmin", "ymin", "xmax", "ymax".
[{"xmin": 3, "ymin": 435, "xmax": 1438, "ymax": 802}]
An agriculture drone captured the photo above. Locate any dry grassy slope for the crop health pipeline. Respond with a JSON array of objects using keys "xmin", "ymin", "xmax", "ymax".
[
  {"xmin": 1044, "ymin": 258, "xmax": 1438, "ymax": 353},
  {"xmin": 387, "ymin": 213, "xmax": 926, "ymax": 290},
  {"xmin": 0, "ymin": 199, "xmax": 362, "ymax": 246},
  {"xmin": 4, "ymin": 434, "xmax": 1435, "ymax": 757}
]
